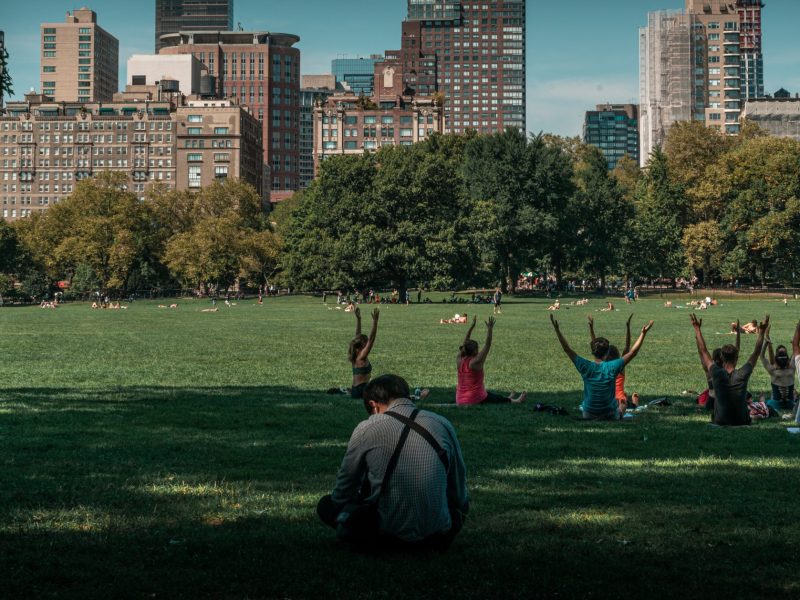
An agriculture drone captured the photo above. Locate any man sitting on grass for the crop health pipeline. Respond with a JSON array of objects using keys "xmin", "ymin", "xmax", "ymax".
[
  {"xmin": 550, "ymin": 314, "xmax": 654, "ymax": 420},
  {"xmin": 690, "ymin": 313, "xmax": 768, "ymax": 426},
  {"xmin": 317, "ymin": 374, "xmax": 469, "ymax": 549}
]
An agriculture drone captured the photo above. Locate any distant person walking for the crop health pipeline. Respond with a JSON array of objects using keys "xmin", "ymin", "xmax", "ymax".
[
  {"xmin": 493, "ymin": 288, "xmax": 502, "ymax": 315},
  {"xmin": 349, "ymin": 307, "xmax": 380, "ymax": 400},
  {"xmin": 455, "ymin": 316, "xmax": 525, "ymax": 405}
]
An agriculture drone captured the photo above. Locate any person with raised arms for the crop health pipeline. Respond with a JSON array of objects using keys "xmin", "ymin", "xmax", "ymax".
[
  {"xmin": 551, "ymin": 314, "xmax": 654, "ymax": 420},
  {"xmin": 760, "ymin": 323, "xmax": 796, "ymax": 412},
  {"xmin": 690, "ymin": 313, "xmax": 768, "ymax": 426},
  {"xmin": 349, "ymin": 307, "xmax": 379, "ymax": 400},
  {"xmin": 456, "ymin": 316, "xmax": 526, "ymax": 405}
]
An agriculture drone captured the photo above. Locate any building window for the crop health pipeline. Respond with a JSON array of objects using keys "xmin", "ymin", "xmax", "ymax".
[
  {"xmin": 187, "ymin": 127, "xmax": 202, "ymax": 135},
  {"xmin": 214, "ymin": 166, "xmax": 228, "ymax": 178},
  {"xmin": 187, "ymin": 153, "xmax": 202, "ymax": 162},
  {"xmin": 188, "ymin": 166, "xmax": 201, "ymax": 187},
  {"xmin": 213, "ymin": 127, "xmax": 229, "ymax": 135},
  {"xmin": 187, "ymin": 115, "xmax": 202, "ymax": 123}
]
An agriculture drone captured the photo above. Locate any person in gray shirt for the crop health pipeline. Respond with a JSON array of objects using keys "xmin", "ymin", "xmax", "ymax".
[
  {"xmin": 317, "ymin": 374, "xmax": 469, "ymax": 548},
  {"xmin": 690, "ymin": 313, "xmax": 768, "ymax": 426}
]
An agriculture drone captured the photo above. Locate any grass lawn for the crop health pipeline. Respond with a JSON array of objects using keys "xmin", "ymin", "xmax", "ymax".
[{"xmin": 1, "ymin": 294, "xmax": 799, "ymax": 599}]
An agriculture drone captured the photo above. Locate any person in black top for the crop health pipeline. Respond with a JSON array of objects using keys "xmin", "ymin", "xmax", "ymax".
[{"xmin": 690, "ymin": 313, "xmax": 768, "ymax": 426}]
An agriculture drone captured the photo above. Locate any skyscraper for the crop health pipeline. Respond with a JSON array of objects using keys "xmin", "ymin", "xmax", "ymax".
[
  {"xmin": 155, "ymin": 0, "xmax": 234, "ymax": 52},
  {"xmin": 736, "ymin": 0, "xmax": 764, "ymax": 101},
  {"xmin": 159, "ymin": 30, "xmax": 301, "ymax": 194},
  {"xmin": 639, "ymin": 10, "xmax": 692, "ymax": 166},
  {"xmin": 583, "ymin": 104, "xmax": 639, "ymax": 170},
  {"xmin": 40, "ymin": 8, "xmax": 119, "ymax": 103},
  {"xmin": 404, "ymin": 1, "xmax": 526, "ymax": 134},
  {"xmin": 0, "ymin": 31, "xmax": 6, "ymax": 107}
]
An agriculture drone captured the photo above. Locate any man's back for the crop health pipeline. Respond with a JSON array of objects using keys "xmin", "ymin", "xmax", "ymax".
[
  {"xmin": 573, "ymin": 356, "xmax": 624, "ymax": 414},
  {"xmin": 710, "ymin": 363, "xmax": 752, "ymax": 426},
  {"xmin": 332, "ymin": 399, "xmax": 468, "ymax": 542}
]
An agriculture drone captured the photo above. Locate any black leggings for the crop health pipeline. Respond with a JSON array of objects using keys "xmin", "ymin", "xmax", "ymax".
[{"xmin": 483, "ymin": 391, "xmax": 510, "ymax": 404}]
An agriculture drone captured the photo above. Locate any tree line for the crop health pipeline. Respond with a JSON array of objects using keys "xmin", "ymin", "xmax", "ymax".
[{"xmin": 1, "ymin": 122, "xmax": 798, "ymax": 300}]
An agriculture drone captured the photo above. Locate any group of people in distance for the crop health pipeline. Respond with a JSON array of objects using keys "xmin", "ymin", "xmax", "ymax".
[{"xmin": 692, "ymin": 314, "xmax": 800, "ymax": 426}]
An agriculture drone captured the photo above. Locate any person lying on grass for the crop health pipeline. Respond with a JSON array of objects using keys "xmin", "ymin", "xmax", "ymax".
[
  {"xmin": 456, "ymin": 316, "xmax": 526, "ymax": 405},
  {"xmin": 317, "ymin": 374, "xmax": 469, "ymax": 549},
  {"xmin": 691, "ymin": 313, "xmax": 768, "ymax": 426},
  {"xmin": 550, "ymin": 314, "xmax": 653, "ymax": 420}
]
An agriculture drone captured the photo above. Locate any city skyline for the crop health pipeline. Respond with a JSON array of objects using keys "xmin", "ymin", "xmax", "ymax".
[{"xmin": 2, "ymin": 0, "xmax": 800, "ymax": 136}]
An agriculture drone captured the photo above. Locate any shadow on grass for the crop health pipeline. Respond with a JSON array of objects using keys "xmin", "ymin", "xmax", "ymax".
[{"xmin": 2, "ymin": 385, "xmax": 800, "ymax": 599}]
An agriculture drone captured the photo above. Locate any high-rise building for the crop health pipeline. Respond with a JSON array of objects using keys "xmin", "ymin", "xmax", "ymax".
[
  {"xmin": 639, "ymin": 10, "xmax": 692, "ymax": 166},
  {"xmin": 0, "ymin": 91, "xmax": 263, "ymax": 221},
  {"xmin": 155, "ymin": 0, "xmax": 234, "ymax": 52},
  {"xmin": 736, "ymin": 0, "xmax": 764, "ymax": 101},
  {"xmin": 300, "ymin": 75, "xmax": 336, "ymax": 189},
  {"xmin": 159, "ymin": 30, "xmax": 301, "ymax": 195},
  {"xmin": 40, "ymin": 8, "xmax": 119, "ymax": 102},
  {"xmin": 404, "ymin": 0, "xmax": 526, "ymax": 134},
  {"xmin": 583, "ymin": 104, "xmax": 639, "ymax": 170},
  {"xmin": 331, "ymin": 56, "xmax": 383, "ymax": 97}
]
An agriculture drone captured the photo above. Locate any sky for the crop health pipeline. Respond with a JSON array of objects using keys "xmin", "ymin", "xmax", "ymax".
[{"xmin": 2, "ymin": 0, "xmax": 800, "ymax": 137}]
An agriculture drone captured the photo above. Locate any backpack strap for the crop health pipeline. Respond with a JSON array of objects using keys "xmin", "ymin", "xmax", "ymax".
[
  {"xmin": 379, "ymin": 408, "xmax": 419, "ymax": 496},
  {"xmin": 385, "ymin": 410, "xmax": 449, "ymax": 471}
]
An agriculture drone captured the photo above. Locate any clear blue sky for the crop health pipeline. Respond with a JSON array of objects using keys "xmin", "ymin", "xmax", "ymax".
[{"xmin": 2, "ymin": 0, "xmax": 800, "ymax": 136}]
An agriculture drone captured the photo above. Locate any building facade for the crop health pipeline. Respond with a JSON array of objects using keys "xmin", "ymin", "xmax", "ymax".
[
  {"xmin": 0, "ymin": 31, "xmax": 5, "ymax": 108},
  {"xmin": 300, "ymin": 75, "xmax": 336, "ymax": 189},
  {"xmin": 127, "ymin": 54, "xmax": 205, "ymax": 96},
  {"xmin": 583, "ymin": 104, "xmax": 639, "ymax": 170},
  {"xmin": 639, "ymin": 10, "xmax": 692, "ymax": 166},
  {"xmin": 404, "ymin": 0, "xmax": 526, "ymax": 134},
  {"xmin": 742, "ymin": 98, "xmax": 800, "ymax": 141},
  {"xmin": 639, "ymin": 1, "xmax": 766, "ymax": 165},
  {"xmin": 0, "ymin": 92, "xmax": 262, "ymax": 222},
  {"xmin": 159, "ymin": 30, "xmax": 301, "ymax": 195},
  {"xmin": 155, "ymin": 0, "xmax": 234, "ymax": 52},
  {"xmin": 331, "ymin": 56, "xmax": 383, "ymax": 97},
  {"xmin": 40, "ymin": 8, "xmax": 119, "ymax": 103}
]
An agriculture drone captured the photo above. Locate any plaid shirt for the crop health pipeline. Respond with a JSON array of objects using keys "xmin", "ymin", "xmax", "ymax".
[{"xmin": 331, "ymin": 399, "xmax": 469, "ymax": 542}]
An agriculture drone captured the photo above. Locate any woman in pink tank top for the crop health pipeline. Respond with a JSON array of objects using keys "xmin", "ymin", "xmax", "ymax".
[{"xmin": 456, "ymin": 316, "xmax": 526, "ymax": 405}]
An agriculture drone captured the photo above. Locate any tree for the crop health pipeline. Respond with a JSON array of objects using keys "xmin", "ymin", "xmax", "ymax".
[
  {"xmin": 282, "ymin": 137, "xmax": 477, "ymax": 295},
  {"xmin": 631, "ymin": 148, "xmax": 687, "ymax": 281},
  {"xmin": 682, "ymin": 221, "xmax": 724, "ymax": 284},
  {"xmin": 15, "ymin": 172, "xmax": 156, "ymax": 292},
  {"xmin": 571, "ymin": 145, "xmax": 632, "ymax": 291}
]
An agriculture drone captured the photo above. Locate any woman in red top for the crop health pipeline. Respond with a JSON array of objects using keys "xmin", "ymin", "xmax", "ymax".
[{"xmin": 456, "ymin": 316, "xmax": 526, "ymax": 405}]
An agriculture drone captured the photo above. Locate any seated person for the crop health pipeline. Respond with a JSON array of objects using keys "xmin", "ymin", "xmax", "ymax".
[
  {"xmin": 692, "ymin": 313, "xmax": 767, "ymax": 426},
  {"xmin": 761, "ymin": 334, "xmax": 796, "ymax": 411},
  {"xmin": 731, "ymin": 320, "xmax": 758, "ymax": 334},
  {"xmin": 551, "ymin": 314, "xmax": 653, "ymax": 420},
  {"xmin": 600, "ymin": 302, "xmax": 615, "ymax": 312},
  {"xmin": 317, "ymin": 374, "xmax": 469, "ymax": 549},
  {"xmin": 664, "ymin": 301, "xmax": 673, "ymax": 308},
  {"xmin": 440, "ymin": 313, "xmax": 468, "ymax": 324},
  {"xmin": 547, "ymin": 300, "xmax": 560, "ymax": 311}
]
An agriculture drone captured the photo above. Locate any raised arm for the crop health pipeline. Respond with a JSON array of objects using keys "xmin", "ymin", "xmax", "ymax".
[
  {"xmin": 622, "ymin": 320, "xmax": 654, "ymax": 366},
  {"xmin": 623, "ymin": 314, "xmax": 633, "ymax": 355},
  {"xmin": 746, "ymin": 314, "xmax": 769, "ymax": 369},
  {"xmin": 793, "ymin": 320, "xmax": 800, "ymax": 358},
  {"xmin": 551, "ymin": 314, "xmax": 576, "ymax": 362},
  {"xmin": 761, "ymin": 333, "xmax": 774, "ymax": 373},
  {"xmin": 463, "ymin": 315, "xmax": 477, "ymax": 348},
  {"xmin": 354, "ymin": 306, "xmax": 362, "ymax": 337},
  {"xmin": 357, "ymin": 309, "xmax": 380, "ymax": 361},
  {"xmin": 690, "ymin": 314, "xmax": 713, "ymax": 372},
  {"xmin": 735, "ymin": 319, "xmax": 740, "ymax": 353},
  {"xmin": 470, "ymin": 317, "xmax": 495, "ymax": 369},
  {"xmin": 587, "ymin": 315, "xmax": 597, "ymax": 343}
]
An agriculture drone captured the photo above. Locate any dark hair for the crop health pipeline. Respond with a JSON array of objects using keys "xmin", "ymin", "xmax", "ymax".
[
  {"xmin": 712, "ymin": 348, "xmax": 723, "ymax": 367},
  {"xmin": 720, "ymin": 344, "xmax": 738, "ymax": 365},
  {"xmin": 460, "ymin": 339, "xmax": 479, "ymax": 357},
  {"xmin": 348, "ymin": 334, "xmax": 368, "ymax": 363},
  {"xmin": 606, "ymin": 345, "xmax": 620, "ymax": 361},
  {"xmin": 775, "ymin": 345, "xmax": 790, "ymax": 368},
  {"xmin": 591, "ymin": 337, "xmax": 610, "ymax": 359},
  {"xmin": 363, "ymin": 374, "xmax": 410, "ymax": 406}
]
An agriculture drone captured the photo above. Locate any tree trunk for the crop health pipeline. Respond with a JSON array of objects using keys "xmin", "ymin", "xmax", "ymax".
[{"xmin": 554, "ymin": 256, "xmax": 563, "ymax": 291}]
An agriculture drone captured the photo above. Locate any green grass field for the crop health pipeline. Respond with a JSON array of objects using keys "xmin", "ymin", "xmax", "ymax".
[{"xmin": 1, "ymin": 294, "xmax": 799, "ymax": 599}]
